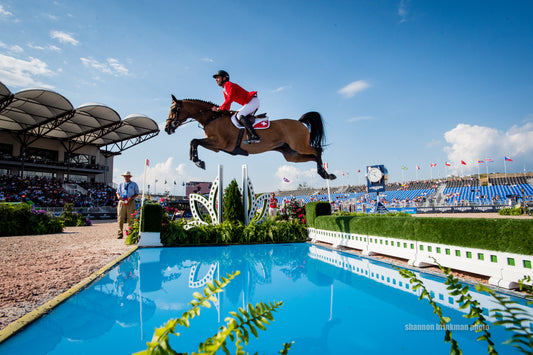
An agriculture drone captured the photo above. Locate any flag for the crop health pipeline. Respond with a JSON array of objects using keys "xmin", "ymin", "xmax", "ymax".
[
  {"xmin": 401, "ymin": 166, "xmax": 408, "ymax": 170},
  {"xmin": 164, "ymin": 180, "xmax": 167, "ymax": 184},
  {"xmin": 445, "ymin": 161, "xmax": 451, "ymax": 166},
  {"xmin": 357, "ymin": 169, "xmax": 361, "ymax": 173},
  {"xmin": 430, "ymin": 163, "xmax": 436, "ymax": 167},
  {"xmin": 416, "ymin": 165, "xmax": 420, "ymax": 170},
  {"xmin": 461, "ymin": 160, "xmax": 467, "ymax": 165},
  {"xmin": 145, "ymin": 159, "xmax": 150, "ymax": 166},
  {"xmin": 283, "ymin": 177, "xmax": 290, "ymax": 183},
  {"xmin": 486, "ymin": 158, "xmax": 493, "ymax": 162},
  {"xmin": 174, "ymin": 181, "xmax": 176, "ymax": 185},
  {"xmin": 155, "ymin": 179, "xmax": 158, "ymax": 182},
  {"xmin": 505, "ymin": 156, "xmax": 513, "ymax": 162},
  {"xmin": 478, "ymin": 159, "xmax": 484, "ymax": 163}
]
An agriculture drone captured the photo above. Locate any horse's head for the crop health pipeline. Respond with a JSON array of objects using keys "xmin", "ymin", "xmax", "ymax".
[{"xmin": 165, "ymin": 95, "xmax": 185, "ymax": 135}]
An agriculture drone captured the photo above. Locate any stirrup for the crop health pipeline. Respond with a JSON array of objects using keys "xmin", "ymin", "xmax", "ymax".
[{"xmin": 244, "ymin": 137, "xmax": 260, "ymax": 144}]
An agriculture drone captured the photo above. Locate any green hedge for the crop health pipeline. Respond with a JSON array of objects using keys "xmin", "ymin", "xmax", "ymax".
[
  {"xmin": 305, "ymin": 201, "xmax": 331, "ymax": 227},
  {"xmin": 141, "ymin": 203, "xmax": 163, "ymax": 232},
  {"xmin": 0, "ymin": 203, "xmax": 63, "ymax": 236},
  {"xmin": 305, "ymin": 202, "xmax": 533, "ymax": 255},
  {"xmin": 161, "ymin": 219, "xmax": 307, "ymax": 246}
]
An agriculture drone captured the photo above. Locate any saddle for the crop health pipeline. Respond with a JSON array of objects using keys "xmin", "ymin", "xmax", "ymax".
[{"xmin": 230, "ymin": 113, "xmax": 270, "ymax": 129}]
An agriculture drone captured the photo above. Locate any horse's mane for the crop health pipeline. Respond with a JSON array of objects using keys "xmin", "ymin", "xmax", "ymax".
[{"xmin": 184, "ymin": 99, "xmax": 217, "ymax": 107}]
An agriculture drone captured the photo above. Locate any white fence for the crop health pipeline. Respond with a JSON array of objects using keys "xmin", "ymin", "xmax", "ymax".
[{"xmin": 308, "ymin": 228, "xmax": 533, "ymax": 289}]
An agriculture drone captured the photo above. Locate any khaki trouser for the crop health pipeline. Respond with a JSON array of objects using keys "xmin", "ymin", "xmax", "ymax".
[{"xmin": 117, "ymin": 200, "xmax": 136, "ymax": 236}]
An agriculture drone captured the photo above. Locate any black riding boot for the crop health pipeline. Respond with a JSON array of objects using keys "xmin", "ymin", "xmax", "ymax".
[{"xmin": 240, "ymin": 115, "xmax": 261, "ymax": 144}]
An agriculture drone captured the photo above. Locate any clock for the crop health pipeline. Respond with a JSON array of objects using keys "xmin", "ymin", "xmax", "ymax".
[{"xmin": 367, "ymin": 167, "xmax": 383, "ymax": 183}]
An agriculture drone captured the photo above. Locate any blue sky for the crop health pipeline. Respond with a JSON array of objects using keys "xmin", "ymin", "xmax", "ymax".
[{"xmin": 1, "ymin": 0, "xmax": 532, "ymax": 194}]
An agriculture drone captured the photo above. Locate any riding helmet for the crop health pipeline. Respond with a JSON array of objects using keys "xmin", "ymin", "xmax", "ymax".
[{"xmin": 213, "ymin": 70, "xmax": 229, "ymax": 80}]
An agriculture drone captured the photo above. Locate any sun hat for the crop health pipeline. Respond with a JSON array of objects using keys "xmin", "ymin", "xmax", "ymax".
[{"xmin": 121, "ymin": 171, "xmax": 132, "ymax": 177}]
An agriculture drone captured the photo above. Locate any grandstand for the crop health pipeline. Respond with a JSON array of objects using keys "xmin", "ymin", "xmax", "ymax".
[
  {"xmin": 0, "ymin": 81, "xmax": 159, "ymax": 185},
  {"xmin": 273, "ymin": 173, "xmax": 533, "ymax": 214},
  {"xmin": 0, "ymin": 81, "xmax": 160, "ymax": 218}
]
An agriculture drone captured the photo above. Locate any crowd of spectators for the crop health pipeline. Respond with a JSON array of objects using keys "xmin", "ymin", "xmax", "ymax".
[{"xmin": 0, "ymin": 175, "xmax": 116, "ymax": 207}]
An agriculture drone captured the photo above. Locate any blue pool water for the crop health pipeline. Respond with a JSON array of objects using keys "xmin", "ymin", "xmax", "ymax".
[{"xmin": 1, "ymin": 243, "xmax": 531, "ymax": 354}]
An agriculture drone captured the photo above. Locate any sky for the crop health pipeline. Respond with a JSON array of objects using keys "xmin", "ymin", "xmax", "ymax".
[{"xmin": 1, "ymin": 0, "xmax": 533, "ymax": 194}]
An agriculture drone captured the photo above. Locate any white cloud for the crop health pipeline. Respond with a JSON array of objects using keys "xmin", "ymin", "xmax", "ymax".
[
  {"xmin": 50, "ymin": 30, "xmax": 79, "ymax": 45},
  {"xmin": 27, "ymin": 43, "xmax": 61, "ymax": 52},
  {"xmin": 0, "ymin": 41, "xmax": 23, "ymax": 53},
  {"xmin": 426, "ymin": 139, "xmax": 441, "ymax": 148},
  {"xmin": 347, "ymin": 115, "xmax": 372, "ymax": 123},
  {"xmin": 274, "ymin": 165, "xmax": 324, "ymax": 191},
  {"xmin": 273, "ymin": 85, "xmax": 291, "ymax": 93},
  {"xmin": 201, "ymin": 57, "xmax": 214, "ymax": 63},
  {"xmin": 114, "ymin": 158, "xmax": 193, "ymax": 194},
  {"xmin": 443, "ymin": 122, "xmax": 533, "ymax": 168},
  {"xmin": 0, "ymin": 53, "xmax": 54, "ymax": 88},
  {"xmin": 338, "ymin": 80, "xmax": 370, "ymax": 98},
  {"xmin": 0, "ymin": 5, "xmax": 13, "ymax": 17},
  {"xmin": 398, "ymin": 0, "xmax": 410, "ymax": 23},
  {"xmin": 80, "ymin": 57, "xmax": 130, "ymax": 77}
]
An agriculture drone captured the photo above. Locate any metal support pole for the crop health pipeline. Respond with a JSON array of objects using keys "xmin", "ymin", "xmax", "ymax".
[
  {"xmin": 218, "ymin": 164, "xmax": 223, "ymax": 224},
  {"xmin": 242, "ymin": 164, "xmax": 249, "ymax": 225}
]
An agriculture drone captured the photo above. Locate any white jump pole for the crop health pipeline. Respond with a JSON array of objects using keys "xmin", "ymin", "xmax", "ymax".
[
  {"xmin": 242, "ymin": 164, "xmax": 249, "ymax": 225},
  {"xmin": 218, "ymin": 164, "xmax": 223, "ymax": 224}
]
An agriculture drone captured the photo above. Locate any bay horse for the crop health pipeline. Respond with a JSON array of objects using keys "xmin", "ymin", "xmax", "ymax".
[{"xmin": 164, "ymin": 95, "xmax": 336, "ymax": 180}]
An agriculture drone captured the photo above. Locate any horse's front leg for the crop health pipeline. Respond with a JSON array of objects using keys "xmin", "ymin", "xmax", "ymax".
[
  {"xmin": 190, "ymin": 138, "xmax": 205, "ymax": 170},
  {"xmin": 190, "ymin": 137, "xmax": 222, "ymax": 170}
]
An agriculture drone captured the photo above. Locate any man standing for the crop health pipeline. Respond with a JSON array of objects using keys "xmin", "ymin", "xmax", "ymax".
[
  {"xmin": 116, "ymin": 171, "xmax": 139, "ymax": 239},
  {"xmin": 269, "ymin": 192, "xmax": 278, "ymax": 219}
]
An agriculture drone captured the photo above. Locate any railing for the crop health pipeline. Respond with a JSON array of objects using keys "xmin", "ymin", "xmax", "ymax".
[
  {"xmin": 308, "ymin": 227, "xmax": 533, "ymax": 289},
  {"xmin": 37, "ymin": 206, "xmax": 117, "ymax": 219}
]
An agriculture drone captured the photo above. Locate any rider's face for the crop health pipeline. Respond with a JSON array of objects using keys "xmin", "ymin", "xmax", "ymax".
[{"xmin": 214, "ymin": 76, "xmax": 225, "ymax": 87}]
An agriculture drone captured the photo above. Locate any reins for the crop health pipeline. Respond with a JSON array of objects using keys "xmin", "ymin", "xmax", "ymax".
[{"xmin": 172, "ymin": 100, "xmax": 222, "ymax": 130}]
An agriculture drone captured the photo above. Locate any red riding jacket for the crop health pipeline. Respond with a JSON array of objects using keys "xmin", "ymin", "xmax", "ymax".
[{"xmin": 220, "ymin": 81, "xmax": 257, "ymax": 111}]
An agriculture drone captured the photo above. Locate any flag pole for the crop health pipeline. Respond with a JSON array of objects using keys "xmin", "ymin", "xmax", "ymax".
[
  {"xmin": 140, "ymin": 158, "xmax": 149, "ymax": 234},
  {"xmin": 324, "ymin": 162, "xmax": 331, "ymax": 203},
  {"xmin": 504, "ymin": 158, "xmax": 507, "ymax": 179}
]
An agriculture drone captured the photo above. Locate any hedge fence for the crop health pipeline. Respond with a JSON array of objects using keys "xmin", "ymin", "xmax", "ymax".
[{"xmin": 306, "ymin": 201, "xmax": 533, "ymax": 255}]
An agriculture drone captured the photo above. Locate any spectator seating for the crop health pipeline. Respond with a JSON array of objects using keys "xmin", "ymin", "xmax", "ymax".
[{"xmin": 0, "ymin": 175, "xmax": 116, "ymax": 207}]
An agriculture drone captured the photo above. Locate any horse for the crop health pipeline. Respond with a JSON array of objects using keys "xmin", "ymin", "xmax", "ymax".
[{"xmin": 164, "ymin": 95, "xmax": 336, "ymax": 180}]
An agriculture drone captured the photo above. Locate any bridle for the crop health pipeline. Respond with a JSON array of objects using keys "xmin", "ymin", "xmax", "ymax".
[{"xmin": 168, "ymin": 99, "xmax": 222, "ymax": 133}]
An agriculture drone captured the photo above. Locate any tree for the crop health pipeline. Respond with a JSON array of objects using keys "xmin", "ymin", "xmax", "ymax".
[{"xmin": 223, "ymin": 179, "xmax": 244, "ymax": 224}]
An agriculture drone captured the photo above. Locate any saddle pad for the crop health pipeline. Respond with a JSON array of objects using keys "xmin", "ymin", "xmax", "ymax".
[{"xmin": 231, "ymin": 114, "xmax": 270, "ymax": 129}]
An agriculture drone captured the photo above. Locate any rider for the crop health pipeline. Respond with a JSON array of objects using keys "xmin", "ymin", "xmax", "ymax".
[{"xmin": 211, "ymin": 70, "xmax": 261, "ymax": 144}]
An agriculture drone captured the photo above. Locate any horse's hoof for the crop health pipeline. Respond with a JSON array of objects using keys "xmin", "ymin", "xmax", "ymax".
[
  {"xmin": 329, "ymin": 174, "xmax": 337, "ymax": 180},
  {"xmin": 195, "ymin": 161, "xmax": 206, "ymax": 170}
]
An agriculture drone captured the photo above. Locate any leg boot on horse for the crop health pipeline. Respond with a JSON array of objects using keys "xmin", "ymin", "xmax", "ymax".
[{"xmin": 239, "ymin": 115, "xmax": 261, "ymax": 144}]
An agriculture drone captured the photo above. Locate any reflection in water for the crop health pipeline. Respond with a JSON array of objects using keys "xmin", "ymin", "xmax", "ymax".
[
  {"xmin": 308, "ymin": 245, "xmax": 533, "ymax": 328},
  {"xmin": 1, "ymin": 243, "xmax": 531, "ymax": 355}
]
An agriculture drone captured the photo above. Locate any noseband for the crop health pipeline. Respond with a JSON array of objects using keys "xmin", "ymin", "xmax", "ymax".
[{"xmin": 171, "ymin": 99, "xmax": 183, "ymax": 126}]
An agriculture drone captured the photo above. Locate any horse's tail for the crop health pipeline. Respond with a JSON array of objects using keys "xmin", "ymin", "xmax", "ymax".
[{"xmin": 299, "ymin": 111, "xmax": 325, "ymax": 152}]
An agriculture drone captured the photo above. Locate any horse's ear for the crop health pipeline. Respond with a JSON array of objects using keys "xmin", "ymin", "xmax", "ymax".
[{"xmin": 171, "ymin": 94, "xmax": 178, "ymax": 103}]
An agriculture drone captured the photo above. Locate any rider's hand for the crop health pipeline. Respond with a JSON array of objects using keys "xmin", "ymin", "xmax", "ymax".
[{"xmin": 212, "ymin": 106, "xmax": 220, "ymax": 112}]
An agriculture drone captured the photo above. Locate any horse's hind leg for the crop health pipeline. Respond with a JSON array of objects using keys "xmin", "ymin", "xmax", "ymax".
[{"xmin": 276, "ymin": 144, "xmax": 336, "ymax": 180}]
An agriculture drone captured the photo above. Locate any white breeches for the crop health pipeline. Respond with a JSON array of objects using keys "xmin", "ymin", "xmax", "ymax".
[{"xmin": 237, "ymin": 96, "xmax": 260, "ymax": 118}]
